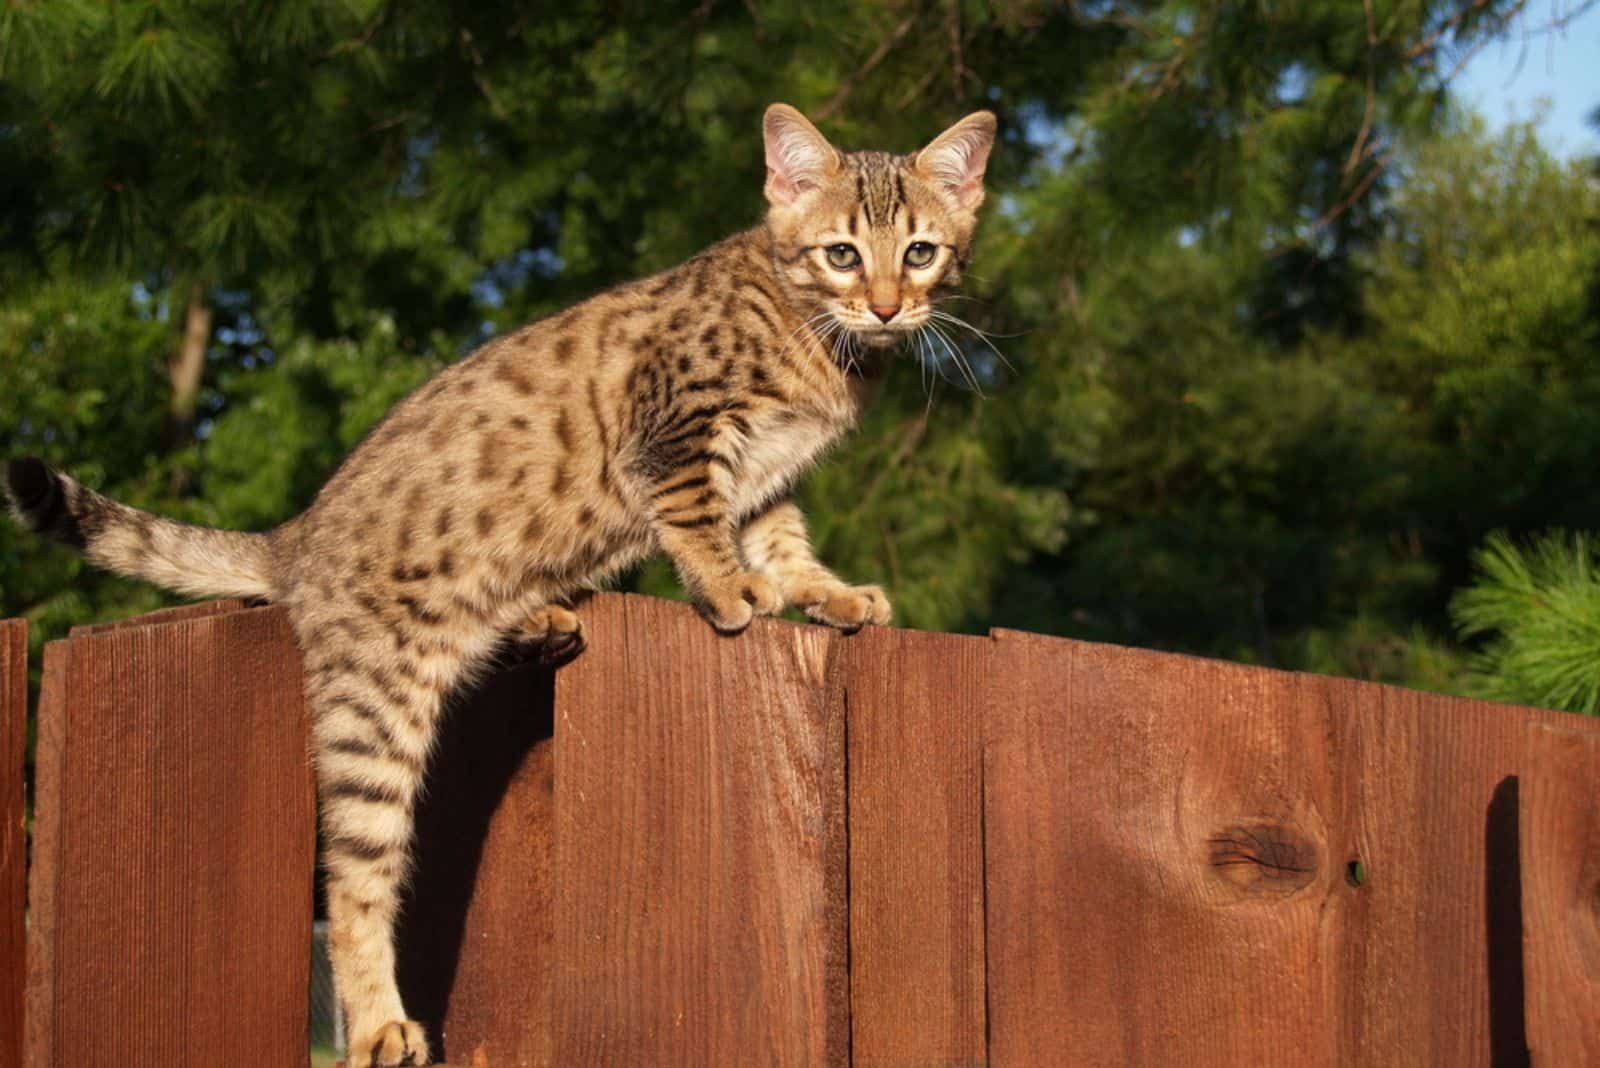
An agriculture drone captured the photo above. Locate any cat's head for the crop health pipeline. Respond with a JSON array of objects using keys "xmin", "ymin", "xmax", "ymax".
[{"xmin": 762, "ymin": 103, "xmax": 995, "ymax": 351}]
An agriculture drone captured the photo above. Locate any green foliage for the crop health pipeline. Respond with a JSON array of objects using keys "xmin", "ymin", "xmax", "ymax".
[
  {"xmin": 2, "ymin": 0, "xmax": 1593, "ymax": 711},
  {"xmin": 1453, "ymin": 533, "xmax": 1600, "ymax": 715}
]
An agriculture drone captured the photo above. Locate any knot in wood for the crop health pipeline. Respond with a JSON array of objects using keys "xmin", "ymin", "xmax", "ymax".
[{"xmin": 1207, "ymin": 821, "xmax": 1320, "ymax": 895}]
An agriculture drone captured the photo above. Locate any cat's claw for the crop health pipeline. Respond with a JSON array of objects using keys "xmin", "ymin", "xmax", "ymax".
[
  {"xmin": 513, "ymin": 604, "xmax": 586, "ymax": 666},
  {"xmin": 792, "ymin": 582, "xmax": 893, "ymax": 632},
  {"xmin": 347, "ymin": 1018, "xmax": 429, "ymax": 1068},
  {"xmin": 701, "ymin": 572, "xmax": 783, "ymax": 633}
]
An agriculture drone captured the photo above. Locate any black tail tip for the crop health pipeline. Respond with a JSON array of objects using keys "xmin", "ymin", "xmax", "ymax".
[{"xmin": 6, "ymin": 457, "xmax": 54, "ymax": 511}]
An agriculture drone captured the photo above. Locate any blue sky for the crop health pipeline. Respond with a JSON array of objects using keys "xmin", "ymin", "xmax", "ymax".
[{"xmin": 1453, "ymin": 1, "xmax": 1600, "ymax": 157}]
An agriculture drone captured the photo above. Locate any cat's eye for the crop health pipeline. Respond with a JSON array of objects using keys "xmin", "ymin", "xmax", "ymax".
[
  {"xmin": 905, "ymin": 242, "xmax": 938, "ymax": 268},
  {"xmin": 824, "ymin": 244, "xmax": 861, "ymax": 270}
]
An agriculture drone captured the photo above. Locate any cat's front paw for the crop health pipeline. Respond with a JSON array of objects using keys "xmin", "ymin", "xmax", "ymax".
[
  {"xmin": 791, "ymin": 581, "xmax": 893, "ymax": 632},
  {"xmin": 512, "ymin": 603, "xmax": 586, "ymax": 666},
  {"xmin": 699, "ymin": 571, "xmax": 783, "ymax": 633},
  {"xmin": 347, "ymin": 1018, "xmax": 429, "ymax": 1067}
]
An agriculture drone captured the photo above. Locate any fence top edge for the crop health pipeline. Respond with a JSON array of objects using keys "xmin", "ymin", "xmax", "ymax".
[
  {"xmin": 988, "ymin": 626, "xmax": 1600, "ymax": 729},
  {"xmin": 46, "ymin": 591, "xmax": 1600, "ymax": 728},
  {"xmin": 67, "ymin": 601, "xmax": 285, "ymax": 643},
  {"xmin": 1525, "ymin": 719, "xmax": 1600, "ymax": 746},
  {"xmin": 68, "ymin": 598, "xmax": 255, "ymax": 638}
]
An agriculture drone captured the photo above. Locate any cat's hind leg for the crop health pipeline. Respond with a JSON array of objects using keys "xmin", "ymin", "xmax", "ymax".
[
  {"xmin": 512, "ymin": 601, "xmax": 586, "ymax": 665},
  {"xmin": 303, "ymin": 630, "xmax": 446, "ymax": 1067}
]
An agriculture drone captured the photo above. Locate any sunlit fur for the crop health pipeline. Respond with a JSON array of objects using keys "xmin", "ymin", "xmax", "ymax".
[
  {"xmin": 2, "ymin": 102, "xmax": 992, "ymax": 1068},
  {"xmin": 764, "ymin": 108, "xmax": 994, "ymax": 360}
]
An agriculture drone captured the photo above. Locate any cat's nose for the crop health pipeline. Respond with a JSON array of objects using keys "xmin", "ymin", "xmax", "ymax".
[{"xmin": 870, "ymin": 304, "xmax": 900, "ymax": 323}]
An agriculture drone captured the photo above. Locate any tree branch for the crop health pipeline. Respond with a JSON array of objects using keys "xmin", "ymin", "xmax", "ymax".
[{"xmin": 815, "ymin": 13, "xmax": 918, "ymax": 121}]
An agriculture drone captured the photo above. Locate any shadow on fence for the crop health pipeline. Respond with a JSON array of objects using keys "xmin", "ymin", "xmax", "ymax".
[{"xmin": 2, "ymin": 592, "xmax": 1598, "ymax": 1066}]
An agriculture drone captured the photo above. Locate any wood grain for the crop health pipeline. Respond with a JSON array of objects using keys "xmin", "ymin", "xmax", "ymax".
[
  {"xmin": 0, "ymin": 619, "xmax": 24, "ymax": 1068},
  {"xmin": 984, "ymin": 631, "xmax": 1600, "ymax": 1067},
  {"xmin": 397, "ymin": 657, "xmax": 557, "ymax": 1067},
  {"xmin": 68, "ymin": 598, "xmax": 250, "ymax": 638},
  {"xmin": 24, "ymin": 642, "xmax": 66, "ymax": 1068},
  {"xmin": 985, "ymin": 632, "xmax": 1346, "ymax": 1067},
  {"xmin": 840, "ymin": 625, "xmax": 986, "ymax": 1068},
  {"xmin": 27, "ymin": 606, "xmax": 315, "ymax": 1065},
  {"xmin": 1519, "ymin": 722, "xmax": 1600, "ymax": 1067},
  {"xmin": 1321, "ymin": 679, "xmax": 1554, "ymax": 1066},
  {"xmin": 552, "ymin": 593, "xmax": 848, "ymax": 1067}
]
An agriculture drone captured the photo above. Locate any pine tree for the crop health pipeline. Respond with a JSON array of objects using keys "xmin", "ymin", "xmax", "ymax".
[{"xmin": 1453, "ymin": 533, "xmax": 1600, "ymax": 715}]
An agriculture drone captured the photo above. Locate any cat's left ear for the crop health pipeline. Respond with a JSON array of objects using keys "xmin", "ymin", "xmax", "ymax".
[{"xmin": 914, "ymin": 111, "xmax": 996, "ymax": 212}]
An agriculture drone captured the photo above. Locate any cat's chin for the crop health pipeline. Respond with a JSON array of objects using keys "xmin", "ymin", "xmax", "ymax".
[{"xmin": 854, "ymin": 328, "xmax": 904, "ymax": 349}]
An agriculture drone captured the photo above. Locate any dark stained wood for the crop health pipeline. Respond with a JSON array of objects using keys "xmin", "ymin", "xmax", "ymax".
[
  {"xmin": 16, "ymin": 591, "xmax": 1600, "ymax": 1066},
  {"xmin": 1, "ymin": 620, "xmax": 25, "ymax": 1068},
  {"xmin": 984, "ymin": 630, "xmax": 1600, "ymax": 1067},
  {"xmin": 27, "ymin": 606, "xmax": 315, "ymax": 1065},
  {"xmin": 840, "ymin": 625, "xmax": 986, "ymax": 1067},
  {"xmin": 397, "ymin": 658, "xmax": 557, "ymax": 1068},
  {"xmin": 1321, "ymin": 680, "xmax": 1551, "ymax": 1066},
  {"xmin": 1519, "ymin": 722, "xmax": 1600, "ymax": 1067},
  {"xmin": 551, "ymin": 593, "xmax": 848, "ymax": 1066},
  {"xmin": 984, "ymin": 632, "xmax": 1347, "ymax": 1066},
  {"xmin": 24, "ymin": 642, "xmax": 66, "ymax": 1068}
]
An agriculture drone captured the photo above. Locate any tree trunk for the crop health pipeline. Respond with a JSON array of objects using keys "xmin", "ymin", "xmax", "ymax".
[
  {"xmin": 166, "ymin": 284, "xmax": 212, "ymax": 493},
  {"xmin": 169, "ymin": 284, "xmax": 211, "ymax": 425}
]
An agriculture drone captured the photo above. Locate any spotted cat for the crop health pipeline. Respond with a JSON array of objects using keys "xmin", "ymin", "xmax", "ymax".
[{"xmin": 3, "ymin": 102, "xmax": 994, "ymax": 1067}]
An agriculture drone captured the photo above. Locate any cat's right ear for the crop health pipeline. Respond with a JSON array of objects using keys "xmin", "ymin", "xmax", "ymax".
[{"xmin": 763, "ymin": 104, "xmax": 841, "ymax": 206}]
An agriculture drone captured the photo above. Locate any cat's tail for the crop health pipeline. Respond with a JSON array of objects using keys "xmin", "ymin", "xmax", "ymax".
[{"xmin": 4, "ymin": 456, "xmax": 279, "ymax": 602}]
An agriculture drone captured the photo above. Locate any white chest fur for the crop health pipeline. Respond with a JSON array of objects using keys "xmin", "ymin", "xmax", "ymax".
[{"xmin": 730, "ymin": 403, "xmax": 852, "ymax": 518}]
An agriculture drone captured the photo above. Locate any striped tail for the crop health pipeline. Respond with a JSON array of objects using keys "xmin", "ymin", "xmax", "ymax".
[{"xmin": 5, "ymin": 457, "xmax": 278, "ymax": 602}]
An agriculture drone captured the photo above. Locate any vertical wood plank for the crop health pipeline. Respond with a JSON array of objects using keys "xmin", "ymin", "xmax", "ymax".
[
  {"xmin": 1324, "ymin": 681, "xmax": 1548, "ymax": 1066},
  {"xmin": 984, "ymin": 632, "xmax": 1345, "ymax": 1067},
  {"xmin": 1519, "ymin": 723, "xmax": 1600, "ymax": 1067},
  {"xmin": 30, "ymin": 606, "xmax": 315, "ymax": 1065},
  {"xmin": 0, "ymin": 620, "xmax": 25, "ymax": 1068},
  {"xmin": 552, "ymin": 593, "xmax": 848, "ymax": 1067},
  {"xmin": 23, "ymin": 642, "xmax": 66, "ymax": 1068},
  {"xmin": 397, "ymin": 659, "xmax": 557, "ymax": 1068},
  {"xmin": 842, "ymin": 626, "xmax": 986, "ymax": 1067}
]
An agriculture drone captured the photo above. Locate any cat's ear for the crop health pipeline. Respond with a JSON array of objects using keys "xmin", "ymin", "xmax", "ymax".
[
  {"xmin": 763, "ymin": 103, "xmax": 842, "ymax": 206},
  {"xmin": 914, "ymin": 111, "xmax": 996, "ymax": 212}
]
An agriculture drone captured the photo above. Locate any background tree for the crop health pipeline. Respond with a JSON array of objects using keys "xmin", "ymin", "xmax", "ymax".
[{"xmin": 4, "ymin": 0, "xmax": 1597, "ymax": 714}]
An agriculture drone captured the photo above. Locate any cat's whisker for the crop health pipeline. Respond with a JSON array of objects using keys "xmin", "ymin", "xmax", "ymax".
[
  {"xmin": 777, "ymin": 310, "xmax": 837, "ymax": 366},
  {"xmin": 913, "ymin": 329, "xmax": 939, "ymax": 406},
  {"xmin": 927, "ymin": 319, "xmax": 986, "ymax": 397},
  {"xmin": 928, "ymin": 309, "xmax": 1018, "ymax": 375},
  {"xmin": 927, "ymin": 306, "xmax": 1031, "ymax": 343}
]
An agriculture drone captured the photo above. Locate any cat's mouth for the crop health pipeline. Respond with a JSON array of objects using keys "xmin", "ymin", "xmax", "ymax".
[{"xmin": 854, "ymin": 327, "xmax": 904, "ymax": 349}]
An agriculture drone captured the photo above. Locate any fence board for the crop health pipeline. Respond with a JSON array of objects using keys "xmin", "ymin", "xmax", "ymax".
[
  {"xmin": 1, "ymin": 620, "xmax": 24, "ymax": 1068},
  {"xmin": 841, "ymin": 626, "xmax": 986, "ymax": 1067},
  {"xmin": 1323, "ymin": 682, "xmax": 1552, "ymax": 1065},
  {"xmin": 1519, "ymin": 723, "xmax": 1600, "ymax": 1067},
  {"xmin": 397, "ymin": 658, "xmax": 557, "ymax": 1067},
  {"xmin": 985, "ymin": 632, "xmax": 1346, "ymax": 1067},
  {"xmin": 27, "ymin": 605, "xmax": 314, "ymax": 1066},
  {"xmin": 23, "ymin": 642, "xmax": 66, "ymax": 1068},
  {"xmin": 552, "ymin": 593, "xmax": 848, "ymax": 1067}
]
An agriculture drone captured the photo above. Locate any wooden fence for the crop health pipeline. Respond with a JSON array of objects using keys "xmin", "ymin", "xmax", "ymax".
[{"xmin": 2, "ymin": 592, "xmax": 1598, "ymax": 1066}]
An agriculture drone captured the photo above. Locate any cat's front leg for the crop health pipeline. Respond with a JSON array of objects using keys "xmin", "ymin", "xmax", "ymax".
[
  {"xmin": 740, "ymin": 497, "xmax": 892, "ymax": 631},
  {"xmin": 649, "ymin": 461, "xmax": 784, "ymax": 632}
]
